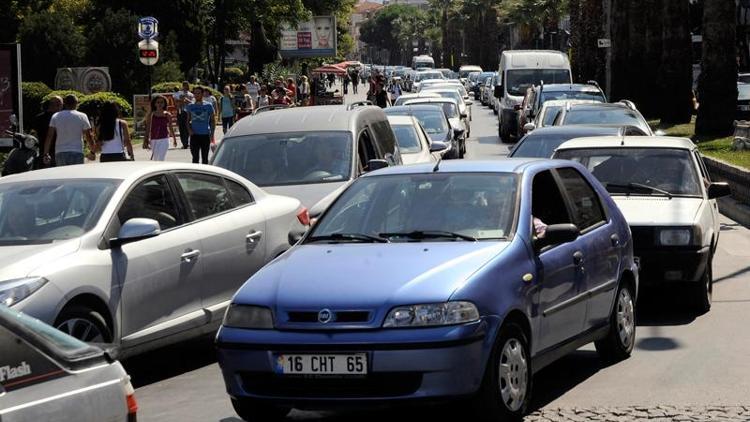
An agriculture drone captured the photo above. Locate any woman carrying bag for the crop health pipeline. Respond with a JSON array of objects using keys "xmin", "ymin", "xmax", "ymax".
[
  {"xmin": 144, "ymin": 95, "xmax": 177, "ymax": 161},
  {"xmin": 97, "ymin": 101, "xmax": 134, "ymax": 162}
]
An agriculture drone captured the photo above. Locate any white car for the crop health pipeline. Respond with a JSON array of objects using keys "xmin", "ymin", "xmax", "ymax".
[
  {"xmin": 411, "ymin": 71, "xmax": 445, "ymax": 92},
  {"xmin": 553, "ymin": 136, "xmax": 731, "ymax": 313},
  {"xmin": 421, "ymin": 87, "xmax": 472, "ymax": 131},
  {"xmin": 403, "ymin": 97, "xmax": 467, "ymax": 158},
  {"xmin": 386, "ymin": 115, "xmax": 446, "ymax": 164}
]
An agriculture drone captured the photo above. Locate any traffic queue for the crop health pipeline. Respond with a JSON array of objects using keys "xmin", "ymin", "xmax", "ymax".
[{"xmin": 0, "ymin": 52, "xmax": 732, "ymax": 421}]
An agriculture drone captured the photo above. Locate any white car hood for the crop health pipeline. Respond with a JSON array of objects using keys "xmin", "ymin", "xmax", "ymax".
[
  {"xmin": 0, "ymin": 239, "xmax": 81, "ymax": 280},
  {"xmin": 612, "ymin": 196, "xmax": 702, "ymax": 225}
]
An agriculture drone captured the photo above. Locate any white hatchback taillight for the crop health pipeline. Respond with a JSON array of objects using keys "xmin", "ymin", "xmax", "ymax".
[{"xmin": 297, "ymin": 207, "xmax": 311, "ymax": 226}]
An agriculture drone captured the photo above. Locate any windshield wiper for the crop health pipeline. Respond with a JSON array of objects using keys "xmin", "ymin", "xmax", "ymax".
[
  {"xmin": 306, "ymin": 233, "xmax": 389, "ymax": 243},
  {"xmin": 606, "ymin": 182, "xmax": 673, "ymax": 198},
  {"xmin": 380, "ymin": 230, "xmax": 477, "ymax": 242}
]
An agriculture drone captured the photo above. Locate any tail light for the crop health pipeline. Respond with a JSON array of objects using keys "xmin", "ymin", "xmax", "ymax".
[
  {"xmin": 297, "ymin": 207, "xmax": 311, "ymax": 226},
  {"xmin": 123, "ymin": 376, "xmax": 138, "ymax": 422}
]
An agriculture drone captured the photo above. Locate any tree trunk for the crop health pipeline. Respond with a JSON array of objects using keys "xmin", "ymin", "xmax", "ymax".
[
  {"xmin": 570, "ymin": 0, "xmax": 605, "ymax": 84},
  {"xmin": 696, "ymin": 0, "xmax": 737, "ymax": 137},
  {"xmin": 659, "ymin": 0, "xmax": 693, "ymax": 124}
]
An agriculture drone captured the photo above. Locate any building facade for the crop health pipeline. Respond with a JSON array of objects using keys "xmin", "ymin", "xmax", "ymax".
[{"xmin": 349, "ymin": 1, "xmax": 384, "ymax": 60}]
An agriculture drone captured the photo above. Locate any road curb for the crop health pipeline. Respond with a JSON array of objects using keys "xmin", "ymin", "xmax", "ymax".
[{"xmin": 718, "ymin": 196, "xmax": 750, "ymax": 228}]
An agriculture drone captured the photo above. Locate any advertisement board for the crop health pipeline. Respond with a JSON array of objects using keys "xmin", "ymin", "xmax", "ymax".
[
  {"xmin": 280, "ymin": 16, "xmax": 337, "ymax": 58},
  {"xmin": 0, "ymin": 44, "xmax": 22, "ymax": 149}
]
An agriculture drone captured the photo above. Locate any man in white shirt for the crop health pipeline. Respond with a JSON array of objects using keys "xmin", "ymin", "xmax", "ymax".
[
  {"xmin": 173, "ymin": 81, "xmax": 195, "ymax": 149},
  {"xmin": 43, "ymin": 95, "xmax": 96, "ymax": 166},
  {"xmin": 246, "ymin": 76, "xmax": 260, "ymax": 104}
]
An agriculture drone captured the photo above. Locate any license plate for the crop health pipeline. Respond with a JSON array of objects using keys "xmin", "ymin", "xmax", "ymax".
[{"xmin": 274, "ymin": 353, "xmax": 367, "ymax": 375}]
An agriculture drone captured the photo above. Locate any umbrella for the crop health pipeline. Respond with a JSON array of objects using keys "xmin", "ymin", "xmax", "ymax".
[{"xmin": 312, "ymin": 64, "xmax": 347, "ymax": 76}]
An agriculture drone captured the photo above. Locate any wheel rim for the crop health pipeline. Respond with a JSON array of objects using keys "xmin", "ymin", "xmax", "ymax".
[
  {"xmin": 616, "ymin": 288, "xmax": 635, "ymax": 348},
  {"xmin": 57, "ymin": 318, "xmax": 105, "ymax": 343},
  {"xmin": 498, "ymin": 337, "xmax": 528, "ymax": 412}
]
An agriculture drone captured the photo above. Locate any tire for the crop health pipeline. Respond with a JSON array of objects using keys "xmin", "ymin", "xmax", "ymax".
[
  {"xmin": 595, "ymin": 283, "xmax": 636, "ymax": 363},
  {"xmin": 231, "ymin": 398, "xmax": 290, "ymax": 422},
  {"xmin": 499, "ymin": 121, "xmax": 510, "ymax": 143},
  {"xmin": 55, "ymin": 306, "xmax": 113, "ymax": 343},
  {"xmin": 459, "ymin": 139, "xmax": 465, "ymax": 158},
  {"xmin": 472, "ymin": 323, "xmax": 531, "ymax": 422},
  {"xmin": 693, "ymin": 255, "xmax": 713, "ymax": 314}
]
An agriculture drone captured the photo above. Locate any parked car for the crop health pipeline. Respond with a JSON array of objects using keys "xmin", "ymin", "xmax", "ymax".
[
  {"xmin": 402, "ymin": 98, "xmax": 467, "ymax": 158},
  {"xmin": 386, "ymin": 115, "xmax": 446, "ymax": 164},
  {"xmin": 0, "ymin": 304, "xmax": 137, "ymax": 421},
  {"xmin": 495, "ymin": 50, "xmax": 572, "ymax": 141},
  {"xmin": 473, "ymin": 72, "xmax": 495, "ymax": 100},
  {"xmin": 510, "ymin": 125, "xmax": 648, "ymax": 159},
  {"xmin": 216, "ymin": 159, "xmax": 638, "ymax": 421},
  {"xmin": 553, "ymin": 102, "xmax": 654, "ymax": 136},
  {"xmin": 437, "ymin": 68, "xmax": 455, "ymax": 79},
  {"xmin": 0, "ymin": 162, "xmax": 306, "ymax": 356},
  {"xmin": 520, "ymin": 83, "xmax": 607, "ymax": 135},
  {"xmin": 737, "ymin": 82, "xmax": 750, "ymax": 120},
  {"xmin": 213, "ymin": 105, "xmax": 402, "ymax": 210},
  {"xmin": 419, "ymin": 87, "xmax": 473, "ymax": 128},
  {"xmin": 385, "ymin": 105, "xmax": 459, "ymax": 159},
  {"xmin": 481, "ymin": 74, "xmax": 496, "ymax": 106},
  {"xmin": 490, "ymin": 73, "xmax": 502, "ymax": 114},
  {"xmin": 554, "ymin": 136, "xmax": 731, "ymax": 312},
  {"xmin": 523, "ymin": 100, "xmax": 601, "ymax": 133}
]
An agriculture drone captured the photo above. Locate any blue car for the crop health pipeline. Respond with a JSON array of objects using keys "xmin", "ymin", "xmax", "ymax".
[{"xmin": 216, "ymin": 159, "xmax": 638, "ymax": 421}]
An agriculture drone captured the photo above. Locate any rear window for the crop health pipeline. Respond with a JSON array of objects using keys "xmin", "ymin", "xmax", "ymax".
[
  {"xmin": 391, "ymin": 124, "xmax": 423, "ymax": 153},
  {"xmin": 511, "ymin": 134, "xmax": 571, "ymax": 158}
]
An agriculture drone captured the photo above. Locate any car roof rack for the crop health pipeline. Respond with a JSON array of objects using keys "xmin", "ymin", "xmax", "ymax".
[
  {"xmin": 252, "ymin": 104, "xmax": 290, "ymax": 115},
  {"xmin": 587, "ymin": 80, "xmax": 607, "ymax": 100},
  {"xmin": 347, "ymin": 100, "xmax": 374, "ymax": 110},
  {"xmin": 617, "ymin": 99, "xmax": 637, "ymax": 111}
]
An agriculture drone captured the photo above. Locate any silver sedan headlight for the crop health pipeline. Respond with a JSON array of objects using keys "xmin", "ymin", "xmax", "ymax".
[
  {"xmin": 383, "ymin": 301, "xmax": 479, "ymax": 328},
  {"xmin": 657, "ymin": 227, "xmax": 695, "ymax": 246},
  {"xmin": 223, "ymin": 305, "xmax": 274, "ymax": 329},
  {"xmin": 0, "ymin": 277, "xmax": 48, "ymax": 307}
]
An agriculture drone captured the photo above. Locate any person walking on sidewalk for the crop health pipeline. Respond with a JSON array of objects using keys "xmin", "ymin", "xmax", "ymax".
[
  {"xmin": 351, "ymin": 70, "xmax": 359, "ymax": 94},
  {"xmin": 246, "ymin": 76, "xmax": 261, "ymax": 104},
  {"xmin": 144, "ymin": 95, "xmax": 177, "ymax": 161},
  {"xmin": 343, "ymin": 72, "xmax": 351, "ymax": 95},
  {"xmin": 173, "ymin": 81, "xmax": 194, "ymax": 149},
  {"xmin": 43, "ymin": 94, "xmax": 96, "ymax": 166},
  {"xmin": 220, "ymin": 86, "xmax": 236, "ymax": 134},
  {"xmin": 185, "ymin": 87, "xmax": 215, "ymax": 164},
  {"xmin": 298, "ymin": 76, "xmax": 311, "ymax": 106},
  {"xmin": 33, "ymin": 95, "xmax": 62, "ymax": 167},
  {"xmin": 96, "ymin": 102, "xmax": 134, "ymax": 162}
]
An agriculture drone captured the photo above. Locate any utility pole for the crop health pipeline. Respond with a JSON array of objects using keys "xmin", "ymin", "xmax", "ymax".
[{"xmin": 603, "ymin": 0, "xmax": 612, "ymax": 99}]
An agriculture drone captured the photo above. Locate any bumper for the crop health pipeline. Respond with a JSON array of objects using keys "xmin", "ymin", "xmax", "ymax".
[
  {"xmin": 636, "ymin": 246, "xmax": 710, "ymax": 285},
  {"xmin": 216, "ymin": 317, "xmax": 499, "ymax": 406}
]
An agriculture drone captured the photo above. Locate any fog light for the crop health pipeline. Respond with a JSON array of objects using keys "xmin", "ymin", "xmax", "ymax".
[{"xmin": 665, "ymin": 271, "xmax": 683, "ymax": 281}]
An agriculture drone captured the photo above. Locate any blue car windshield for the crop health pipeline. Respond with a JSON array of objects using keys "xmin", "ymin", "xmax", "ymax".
[{"xmin": 312, "ymin": 173, "xmax": 518, "ymax": 241}]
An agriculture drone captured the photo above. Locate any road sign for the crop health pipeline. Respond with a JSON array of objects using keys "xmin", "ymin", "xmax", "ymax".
[
  {"xmin": 598, "ymin": 38, "xmax": 611, "ymax": 48},
  {"xmin": 138, "ymin": 17, "xmax": 159, "ymax": 40},
  {"xmin": 138, "ymin": 40, "xmax": 159, "ymax": 66}
]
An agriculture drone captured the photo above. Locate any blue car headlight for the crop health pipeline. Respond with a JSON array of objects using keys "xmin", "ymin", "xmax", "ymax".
[
  {"xmin": 223, "ymin": 305, "xmax": 274, "ymax": 329},
  {"xmin": 383, "ymin": 301, "xmax": 479, "ymax": 328},
  {"xmin": 0, "ymin": 277, "xmax": 48, "ymax": 307}
]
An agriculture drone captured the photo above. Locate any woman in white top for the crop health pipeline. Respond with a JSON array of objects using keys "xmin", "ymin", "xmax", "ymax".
[
  {"xmin": 97, "ymin": 102, "xmax": 134, "ymax": 162},
  {"xmin": 257, "ymin": 87, "xmax": 271, "ymax": 107}
]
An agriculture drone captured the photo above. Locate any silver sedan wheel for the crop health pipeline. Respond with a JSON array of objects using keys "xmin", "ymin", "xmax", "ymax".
[
  {"xmin": 57, "ymin": 318, "xmax": 105, "ymax": 343},
  {"xmin": 498, "ymin": 337, "xmax": 528, "ymax": 412},
  {"xmin": 616, "ymin": 288, "xmax": 635, "ymax": 348}
]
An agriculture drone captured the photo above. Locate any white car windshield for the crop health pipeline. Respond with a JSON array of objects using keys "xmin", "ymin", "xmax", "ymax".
[
  {"xmin": 0, "ymin": 180, "xmax": 119, "ymax": 245},
  {"xmin": 555, "ymin": 148, "xmax": 703, "ymax": 197},
  {"xmin": 214, "ymin": 132, "xmax": 353, "ymax": 187},
  {"xmin": 506, "ymin": 69, "xmax": 571, "ymax": 96}
]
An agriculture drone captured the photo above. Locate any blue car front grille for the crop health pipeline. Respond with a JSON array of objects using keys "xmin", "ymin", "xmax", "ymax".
[{"xmin": 285, "ymin": 311, "xmax": 371, "ymax": 324}]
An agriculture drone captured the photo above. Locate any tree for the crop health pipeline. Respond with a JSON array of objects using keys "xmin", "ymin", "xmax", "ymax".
[
  {"xmin": 360, "ymin": 5, "xmax": 423, "ymax": 64},
  {"xmin": 569, "ymin": 0, "xmax": 605, "ymax": 84},
  {"xmin": 18, "ymin": 10, "xmax": 86, "ymax": 85},
  {"xmin": 696, "ymin": 0, "xmax": 737, "ymax": 136},
  {"xmin": 86, "ymin": 9, "xmax": 144, "ymax": 97},
  {"xmin": 659, "ymin": 0, "xmax": 693, "ymax": 124}
]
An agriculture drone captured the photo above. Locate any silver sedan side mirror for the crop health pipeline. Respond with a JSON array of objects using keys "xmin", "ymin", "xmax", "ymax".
[{"xmin": 111, "ymin": 218, "xmax": 161, "ymax": 247}]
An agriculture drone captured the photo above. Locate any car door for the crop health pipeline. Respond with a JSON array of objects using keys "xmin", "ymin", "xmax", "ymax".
[
  {"xmin": 693, "ymin": 150, "xmax": 720, "ymax": 242},
  {"xmin": 555, "ymin": 167, "xmax": 619, "ymax": 331},
  {"xmin": 172, "ymin": 172, "xmax": 268, "ymax": 323},
  {"xmin": 115, "ymin": 175, "xmax": 206, "ymax": 345},
  {"xmin": 532, "ymin": 170, "xmax": 587, "ymax": 351}
]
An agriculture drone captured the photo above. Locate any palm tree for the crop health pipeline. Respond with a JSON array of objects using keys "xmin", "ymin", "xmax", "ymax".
[{"xmin": 696, "ymin": 0, "xmax": 737, "ymax": 136}]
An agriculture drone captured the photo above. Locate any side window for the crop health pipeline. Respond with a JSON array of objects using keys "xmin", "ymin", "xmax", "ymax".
[
  {"xmin": 532, "ymin": 170, "xmax": 571, "ymax": 228},
  {"xmin": 175, "ymin": 173, "xmax": 233, "ymax": 219},
  {"xmin": 371, "ymin": 121, "xmax": 397, "ymax": 159},
  {"xmin": 225, "ymin": 179, "xmax": 254, "ymax": 207},
  {"xmin": 357, "ymin": 130, "xmax": 377, "ymax": 169},
  {"xmin": 118, "ymin": 175, "xmax": 182, "ymax": 230},
  {"xmin": 556, "ymin": 167, "xmax": 606, "ymax": 231}
]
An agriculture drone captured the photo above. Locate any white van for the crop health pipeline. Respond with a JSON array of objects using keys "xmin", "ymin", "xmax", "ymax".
[
  {"xmin": 412, "ymin": 55, "xmax": 435, "ymax": 70},
  {"xmin": 495, "ymin": 50, "xmax": 571, "ymax": 141}
]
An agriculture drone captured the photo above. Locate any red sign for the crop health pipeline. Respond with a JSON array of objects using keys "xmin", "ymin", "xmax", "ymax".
[
  {"xmin": 139, "ymin": 49, "xmax": 158, "ymax": 58},
  {"xmin": 0, "ymin": 44, "xmax": 20, "ymax": 142},
  {"xmin": 297, "ymin": 32, "xmax": 312, "ymax": 49}
]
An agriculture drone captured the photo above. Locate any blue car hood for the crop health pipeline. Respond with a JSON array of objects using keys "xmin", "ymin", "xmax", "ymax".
[{"xmin": 234, "ymin": 242, "xmax": 510, "ymax": 311}]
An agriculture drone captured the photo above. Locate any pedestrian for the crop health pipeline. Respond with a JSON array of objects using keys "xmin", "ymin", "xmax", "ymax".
[
  {"xmin": 96, "ymin": 101, "xmax": 134, "ymax": 162},
  {"xmin": 257, "ymin": 87, "xmax": 271, "ymax": 107},
  {"xmin": 286, "ymin": 78, "xmax": 297, "ymax": 103},
  {"xmin": 33, "ymin": 95, "xmax": 62, "ymax": 167},
  {"xmin": 272, "ymin": 87, "xmax": 292, "ymax": 105},
  {"xmin": 343, "ymin": 72, "xmax": 351, "ymax": 95},
  {"xmin": 43, "ymin": 94, "xmax": 96, "ymax": 166},
  {"xmin": 327, "ymin": 72, "xmax": 335, "ymax": 89},
  {"xmin": 173, "ymin": 81, "xmax": 194, "ymax": 149},
  {"xmin": 374, "ymin": 82, "xmax": 389, "ymax": 108},
  {"xmin": 246, "ymin": 75, "xmax": 261, "ymax": 104},
  {"xmin": 202, "ymin": 87, "xmax": 218, "ymax": 143},
  {"xmin": 298, "ymin": 75, "xmax": 311, "ymax": 106},
  {"xmin": 144, "ymin": 95, "xmax": 177, "ymax": 161},
  {"xmin": 389, "ymin": 79, "xmax": 403, "ymax": 102},
  {"xmin": 185, "ymin": 86, "xmax": 215, "ymax": 164},
  {"xmin": 220, "ymin": 86, "xmax": 236, "ymax": 134},
  {"xmin": 351, "ymin": 70, "xmax": 360, "ymax": 94}
]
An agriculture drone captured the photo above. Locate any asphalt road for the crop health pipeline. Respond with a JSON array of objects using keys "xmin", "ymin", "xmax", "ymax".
[{"xmin": 127, "ymin": 92, "xmax": 750, "ymax": 421}]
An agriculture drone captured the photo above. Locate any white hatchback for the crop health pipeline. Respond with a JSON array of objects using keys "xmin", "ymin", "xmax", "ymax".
[{"xmin": 554, "ymin": 136, "xmax": 731, "ymax": 313}]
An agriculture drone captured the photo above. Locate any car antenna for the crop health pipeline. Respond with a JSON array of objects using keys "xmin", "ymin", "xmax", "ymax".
[{"xmin": 433, "ymin": 156, "xmax": 442, "ymax": 172}]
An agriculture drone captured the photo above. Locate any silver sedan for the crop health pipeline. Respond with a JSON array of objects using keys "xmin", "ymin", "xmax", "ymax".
[{"xmin": 0, "ymin": 162, "xmax": 306, "ymax": 358}]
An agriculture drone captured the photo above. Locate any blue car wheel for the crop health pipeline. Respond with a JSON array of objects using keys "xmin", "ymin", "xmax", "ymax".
[
  {"xmin": 231, "ymin": 398, "xmax": 290, "ymax": 422},
  {"xmin": 594, "ymin": 282, "xmax": 636, "ymax": 363},
  {"xmin": 473, "ymin": 322, "xmax": 531, "ymax": 421}
]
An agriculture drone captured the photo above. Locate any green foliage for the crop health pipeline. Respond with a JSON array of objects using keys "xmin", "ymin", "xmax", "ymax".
[
  {"xmin": 261, "ymin": 62, "xmax": 301, "ymax": 83},
  {"xmin": 153, "ymin": 61, "xmax": 185, "ymax": 84},
  {"xmin": 223, "ymin": 67, "xmax": 245, "ymax": 84},
  {"xmin": 43, "ymin": 90, "xmax": 85, "ymax": 103},
  {"xmin": 18, "ymin": 10, "xmax": 86, "ymax": 85},
  {"xmin": 78, "ymin": 92, "xmax": 133, "ymax": 118},
  {"xmin": 21, "ymin": 82, "xmax": 52, "ymax": 128}
]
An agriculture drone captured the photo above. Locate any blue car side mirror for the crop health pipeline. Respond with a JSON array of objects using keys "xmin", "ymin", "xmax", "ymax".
[{"xmin": 534, "ymin": 223, "xmax": 580, "ymax": 251}]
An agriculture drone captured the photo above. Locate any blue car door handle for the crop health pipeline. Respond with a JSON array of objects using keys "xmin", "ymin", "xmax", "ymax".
[
  {"xmin": 610, "ymin": 234, "xmax": 620, "ymax": 247},
  {"xmin": 573, "ymin": 251, "xmax": 584, "ymax": 266}
]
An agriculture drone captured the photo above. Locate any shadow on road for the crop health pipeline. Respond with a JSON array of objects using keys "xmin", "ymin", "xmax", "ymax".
[
  {"xmin": 635, "ymin": 288, "xmax": 698, "ymax": 327},
  {"xmin": 122, "ymin": 334, "xmax": 217, "ymax": 389}
]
